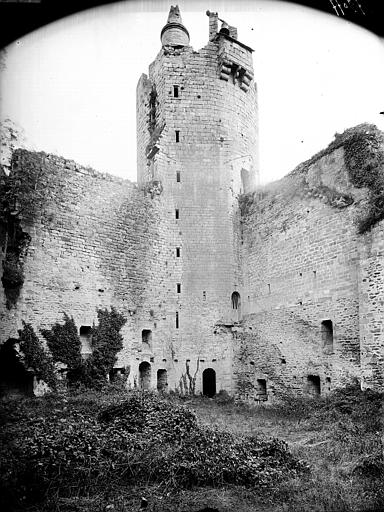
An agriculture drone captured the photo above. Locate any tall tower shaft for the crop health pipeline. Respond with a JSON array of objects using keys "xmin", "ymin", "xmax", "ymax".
[{"xmin": 136, "ymin": 6, "xmax": 258, "ymax": 393}]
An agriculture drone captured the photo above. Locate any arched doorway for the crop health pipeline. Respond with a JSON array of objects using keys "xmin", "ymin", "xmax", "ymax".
[
  {"xmin": 202, "ymin": 368, "xmax": 216, "ymax": 397},
  {"xmin": 139, "ymin": 361, "xmax": 151, "ymax": 390},
  {"xmin": 0, "ymin": 339, "xmax": 34, "ymax": 397}
]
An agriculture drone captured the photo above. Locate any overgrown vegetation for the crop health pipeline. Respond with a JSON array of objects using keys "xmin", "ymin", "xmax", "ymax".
[
  {"xmin": 0, "ymin": 390, "xmax": 308, "ymax": 512},
  {"xmin": 17, "ymin": 322, "xmax": 57, "ymax": 391},
  {"xmin": 239, "ymin": 124, "xmax": 384, "ymax": 235},
  {"xmin": 40, "ymin": 314, "xmax": 82, "ymax": 370},
  {"xmin": 344, "ymin": 125, "xmax": 384, "ymax": 233},
  {"xmin": 0, "ymin": 384, "xmax": 382, "ymax": 512},
  {"xmin": 0, "ymin": 149, "xmax": 52, "ymax": 307},
  {"xmin": 14, "ymin": 307, "xmax": 126, "ymax": 393},
  {"xmin": 80, "ymin": 307, "xmax": 126, "ymax": 389}
]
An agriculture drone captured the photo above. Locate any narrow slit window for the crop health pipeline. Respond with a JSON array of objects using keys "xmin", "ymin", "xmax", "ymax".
[
  {"xmin": 321, "ymin": 320, "xmax": 334, "ymax": 352},
  {"xmin": 175, "ymin": 130, "xmax": 180, "ymax": 142},
  {"xmin": 176, "ymin": 247, "xmax": 180, "ymax": 257},
  {"xmin": 176, "ymin": 171, "xmax": 181, "ymax": 183},
  {"xmin": 175, "ymin": 209, "xmax": 179, "ymax": 219},
  {"xmin": 177, "ymin": 283, "xmax": 181, "ymax": 293},
  {"xmin": 268, "ymin": 284, "xmax": 271, "ymax": 294},
  {"xmin": 173, "ymin": 85, "xmax": 179, "ymax": 97},
  {"xmin": 176, "ymin": 311, "xmax": 179, "ymax": 329}
]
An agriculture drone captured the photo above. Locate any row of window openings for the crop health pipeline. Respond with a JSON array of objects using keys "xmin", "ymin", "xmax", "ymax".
[{"xmin": 249, "ymin": 376, "xmax": 328, "ymax": 400}]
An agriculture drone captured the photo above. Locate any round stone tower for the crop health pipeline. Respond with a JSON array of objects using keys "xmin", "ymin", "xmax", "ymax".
[{"xmin": 136, "ymin": 6, "xmax": 259, "ymax": 395}]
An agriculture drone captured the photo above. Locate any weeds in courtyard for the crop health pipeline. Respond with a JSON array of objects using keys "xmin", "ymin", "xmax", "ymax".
[{"xmin": 0, "ymin": 384, "xmax": 382, "ymax": 512}]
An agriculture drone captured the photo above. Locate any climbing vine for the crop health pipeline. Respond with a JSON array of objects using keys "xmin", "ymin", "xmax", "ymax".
[
  {"xmin": 14, "ymin": 308, "xmax": 127, "ymax": 393},
  {"xmin": 17, "ymin": 322, "xmax": 57, "ymax": 391},
  {"xmin": 343, "ymin": 126, "xmax": 384, "ymax": 233},
  {"xmin": 81, "ymin": 307, "xmax": 127, "ymax": 389},
  {"xmin": 40, "ymin": 314, "xmax": 82, "ymax": 370},
  {"xmin": 0, "ymin": 151, "xmax": 53, "ymax": 308}
]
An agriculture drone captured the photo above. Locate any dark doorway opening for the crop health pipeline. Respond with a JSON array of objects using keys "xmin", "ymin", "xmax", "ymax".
[
  {"xmin": 142, "ymin": 329, "xmax": 152, "ymax": 346},
  {"xmin": 255, "ymin": 378, "xmax": 267, "ymax": 401},
  {"xmin": 0, "ymin": 339, "xmax": 34, "ymax": 397},
  {"xmin": 139, "ymin": 361, "xmax": 151, "ymax": 390},
  {"xmin": 202, "ymin": 368, "xmax": 216, "ymax": 397},
  {"xmin": 307, "ymin": 375, "xmax": 321, "ymax": 396},
  {"xmin": 157, "ymin": 369, "xmax": 168, "ymax": 392}
]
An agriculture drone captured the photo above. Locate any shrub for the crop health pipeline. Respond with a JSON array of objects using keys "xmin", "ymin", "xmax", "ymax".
[
  {"xmin": 17, "ymin": 322, "xmax": 57, "ymax": 391},
  {"xmin": 41, "ymin": 314, "xmax": 82, "ymax": 369},
  {"xmin": 81, "ymin": 307, "xmax": 126, "ymax": 389}
]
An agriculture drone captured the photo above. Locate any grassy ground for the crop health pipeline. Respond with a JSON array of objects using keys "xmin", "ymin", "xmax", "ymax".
[{"xmin": 1, "ymin": 385, "xmax": 383, "ymax": 512}]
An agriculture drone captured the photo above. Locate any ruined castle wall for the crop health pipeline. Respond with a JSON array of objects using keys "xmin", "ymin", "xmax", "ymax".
[
  {"xmin": 0, "ymin": 150, "xmax": 165, "ymax": 379},
  {"xmin": 358, "ymin": 220, "xmax": 384, "ymax": 391},
  {"xmin": 237, "ymin": 146, "xmax": 365, "ymax": 402}
]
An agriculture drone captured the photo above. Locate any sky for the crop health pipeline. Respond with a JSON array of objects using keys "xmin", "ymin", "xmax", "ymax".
[{"xmin": 1, "ymin": 0, "xmax": 384, "ymax": 184}]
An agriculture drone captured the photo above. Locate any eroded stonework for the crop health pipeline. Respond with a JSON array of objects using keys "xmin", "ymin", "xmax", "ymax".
[{"xmin": 0, "ymin": 7, "xmax": 383, "ymax": 398}]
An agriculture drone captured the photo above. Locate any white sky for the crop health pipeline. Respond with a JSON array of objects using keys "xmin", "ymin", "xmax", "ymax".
[{"xmin": 1, "ymin": 0, "xmax": 384, "ymax": 184}]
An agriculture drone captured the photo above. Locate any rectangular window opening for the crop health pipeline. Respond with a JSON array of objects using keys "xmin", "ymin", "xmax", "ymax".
[
  {"xmin": 176, "ymin": 311, "xmax": 179, "ymax": 329},
  {"xmin": 176, "ymin": 247, "xmax": 180, "ymax": 257},
  {"xmin": 176, "ymin": 171, "xmax": 181, "ymax": 183},
  {"xmin": 177, "ymin": 283, "xmax": 181, "ymax": 293},
  {"xmin": 175, "ymin": 209, "xmax": 179, "ymax": 219},
  {"xmin": 321, "ymin": 320, "xmax": 334, "ymax": 353},
  {"xmin": 268, "ymin": 284, "xmax": 271, "ymax": 294},
  {"xmin": 173, "ymin": 85, "xmax": 179, "ymax": 98},
  {"xmin": 175, "ymin": 130, "xmax": 180, "ymax": 143}
]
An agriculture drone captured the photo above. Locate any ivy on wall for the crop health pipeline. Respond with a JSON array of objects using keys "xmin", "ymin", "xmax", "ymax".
[
  {"xmin": 82, "ymin": 307, "xmax": 127, "ymax": 389},
  {"xmin": 40, "ymin": 314, "xmax": 82, "ymax": 370},
  {"xmin": 0, "ymin": 151, "xmax": 53, "ymax": 308},
  {"xmin": 343, "ymin": 125, "xmax": 384, "ymax": 233},
  {"xmin": 14, "ymin": 308, "xmax": 127, "ymax": 393},
  {"xmin": 239, "ymin": 124, "xmax": 384, "ymax": 235},
  {"xmin": 17, "ymin": 322, "xmax": 57, "ymax": 391}
]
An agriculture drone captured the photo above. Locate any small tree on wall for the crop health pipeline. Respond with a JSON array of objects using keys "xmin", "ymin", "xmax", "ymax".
[{"xmin": 17, "ymin": 322, "xmax": 57, "ymax": 391}]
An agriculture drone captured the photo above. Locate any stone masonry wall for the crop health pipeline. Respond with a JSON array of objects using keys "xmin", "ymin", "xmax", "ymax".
[
  {"xmin": 237, "ymin": 142, "xmax": 370, "ymax": 402},
  {"xmin": 0, "ymin": 150, "xmax": 164, "ymax": 383},
  {"xmin": 135, "ymin": 22, "xmax": 258, "ymax": 394},
  {"xmin": 358, "ymin": 220, "xmax": 384, "ymax": 391}
]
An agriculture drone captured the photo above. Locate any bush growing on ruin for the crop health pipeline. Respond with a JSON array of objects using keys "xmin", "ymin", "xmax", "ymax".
[
  {"xmin": 17, "ymin": 322, "xmax": 57, "ymax": 391},
  {"xmin": 343, "ymin": 125, "xmax": 384, "ymax": 233},
  {"xmin": 41, "ymin": 314, "xmax": 82, "ymax": 370},
  {"xmin": 80, "ymin": 307, "xmax": 126, "ymax": 389}
]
